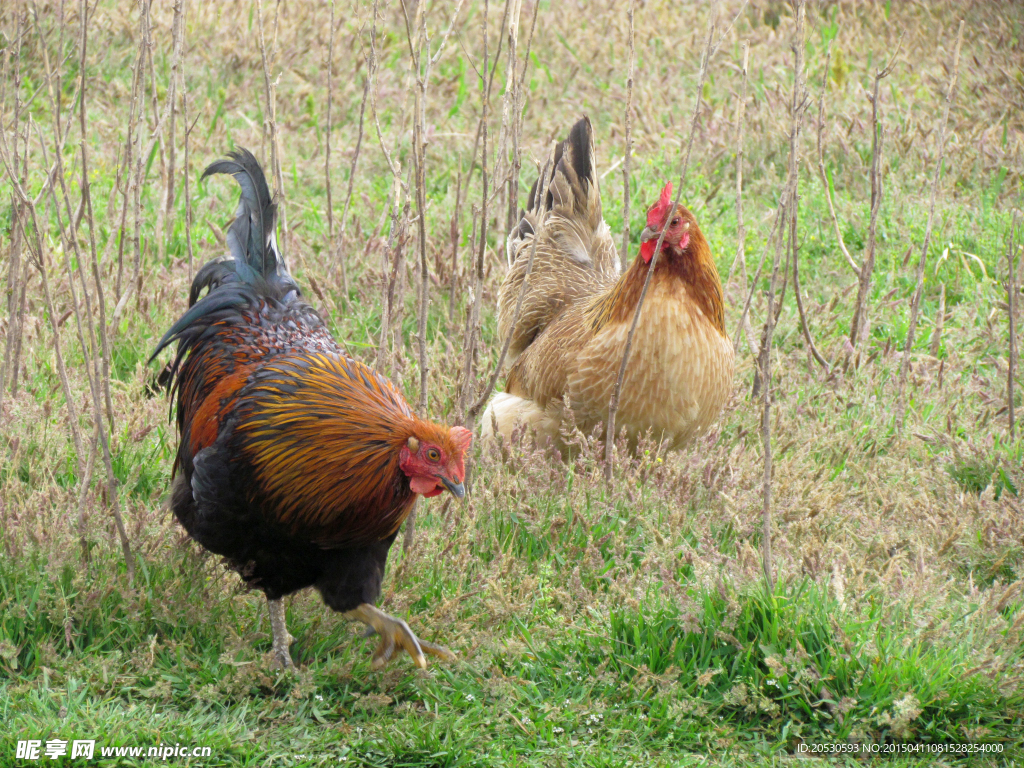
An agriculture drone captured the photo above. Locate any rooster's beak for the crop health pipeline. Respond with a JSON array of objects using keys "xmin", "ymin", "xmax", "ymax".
[
  {"xmin": 640, "ymin": 226, "xmax": 661, "ymax": 243},
  {"xmin": 440, "ymin": 476, "xmax": 466, "ymax": 499}
]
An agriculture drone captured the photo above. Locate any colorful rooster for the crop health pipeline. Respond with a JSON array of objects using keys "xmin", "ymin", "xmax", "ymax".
[{"xmin": 153, "ymin": 149, "xmax": 471, "ymax": 669}]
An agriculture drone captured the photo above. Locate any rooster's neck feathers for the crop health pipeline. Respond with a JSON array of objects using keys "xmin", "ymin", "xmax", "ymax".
[{"xmin": 235, "ymin": 352, "xmax": 430, "ymax": 545}]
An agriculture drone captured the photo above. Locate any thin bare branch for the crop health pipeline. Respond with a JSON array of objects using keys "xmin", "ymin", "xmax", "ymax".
[
  {"xmin": 763, "ymin": 0, "xmax": 806, "ymax": 589},
  {"xmin": 896, "ymin": 20, "xmax": 964, "ymax": 434},
  {"xmin": 605, "ymin": 2, "xmax": 723, "ymax": 480},
  {"xmin": 368, "ymin": 0, "xmax": 404, "ymax": 185},
  {"xmin": 727, "ymin": 41, "xmax": 758, "ymax": 356},
  {"xmin": 929, "ymin": 282, "xmax": 946, "ymax": 357},
  {"xmin": 503, "ymin": 0, "xmax": 524, "ymax": 235},
  {"xmin": 325, "ymin": 0, "xmax": 336, "ymax": 256},
  {"xmin": 336, "ymin": 74, "xmax": 369, "ymax": 301},
  {"xmin": 165, "ymin": 0, "xmax": 186, "ymax": 215},
  {"xmin": 459, "ymin": 0, "xmax": 490, "ymax": 431},
  {"xmin": 257, "ymin": 0, "xmax": 286, "ymax": 257},
  {"xmin": 620, "ymin": 1, "xmax": 635, "ymax": 267},
  {"xmin": 0, "ymin": 8, "xmax": 27, "ymax": 415},
  {"xmin": 816, "ymin": 43, "xmax": 860, "ymax": 277},
  {"xmin": 376, "ymin": 169, "xmax": 406, "ymax": 374},
  {"xmin": 182, "ymin": 83, "xmax": 195, "ymax": 285},
  {"xmin": 1008, "ymin": 216, "xmax": 1019, "ymax": 440},
  {"xmin": 849, "ymin": 32, "xmax": 903, "ymax": 356},
  {"xmin": 39, "ymin": 0, "xmax": 135, "ymax": 580},
  {"xmin": 468, "ymin": 144, "xmax": 555, "ymax": 422},
  {"xmin": 446, "ymin": 170, "xmax": 465, "ymax": 320},
  {"xmin": 759, "ymin": 212, "xmax": 788, "ymax": 593},
  {"xmin": 792, "ymin": 209, "xmax": 830, "ymax": 374}
]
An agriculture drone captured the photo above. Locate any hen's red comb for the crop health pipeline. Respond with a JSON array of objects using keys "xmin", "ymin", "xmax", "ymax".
[{"xmin": 647, "ymin": 182, "xmax": 674, "ymax": 226}]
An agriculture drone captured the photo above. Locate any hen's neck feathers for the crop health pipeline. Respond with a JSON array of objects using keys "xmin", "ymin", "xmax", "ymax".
[{"xmin": 601, "ymin": 227, "xmax": 726, "ymax": 335}]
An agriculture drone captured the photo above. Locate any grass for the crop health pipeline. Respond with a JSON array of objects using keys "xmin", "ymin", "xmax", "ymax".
[{"xmin": 2, "ymin": 0, "xmax": 1024, "ymax": 765}]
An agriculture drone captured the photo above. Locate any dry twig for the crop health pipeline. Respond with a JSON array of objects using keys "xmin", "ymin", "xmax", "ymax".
[
  {"xmin": 400, "ymin": 0, "xmax": 468, "ymax": 550},
  {"xmin": 605, "ymin": 2, "xmax": 734, "ymax": 481},
  {"xmin": 816, "ymin": 43, "xmax": 859, "ymax": 277},
  {"xmin": 1008, "ymin": 216, "xmax": 1019, "ymax": 440},
  {"xmin": 620, "ymin": 1, "xmax": 636, "ymax": 267},
  {"xmin": 336, "ymin": 74, "xmax": 369, "ymax": 300},
  {"xmin": 375, "ymin": 167, "xmax": 410, "ymax": 375},
  {"xmin": 467, "ymin": 144, "xmax": 555, "ymax": 425},
  {"xmin": 727, "ymin": 41, "xmax": 758, "ymax": 356},
  {"xmin": 0, "ymin": 10, "xmax": 27, "ymax": 414},
  {"xmin": 182, "ymin": 82, "xmax": 196, "ymax": 284},
  {"xmin": 849, "ymin": 34, "xmax": 903, "ymax": 357},
  {"xmin": 929, "ymin": 282, "xmax": 946, "ymax": 357},
  {"xmin": 897, "ymin": 21, "xmax": 964, "ymax": 433},
  {"xmin": 32, "ymin": 0, "xmax": 135, "ymax": 579},
  {"xmin": 325, "ymin": 0, "xmax": 336, "ymax": 268},
  {"xmin": 165, "ymin": 0, "xmax": 186, "ymax": 216},
  {"xmin": 459, "ymin": 0, "xmax": 490, "ymax": 429},
  {"xmin": 257, "ymin": 0, "xmax": 286, "ymax": 256},
  {"xmin": 761, "ymin": 0, "xmax": 807, "ymax": 590}
]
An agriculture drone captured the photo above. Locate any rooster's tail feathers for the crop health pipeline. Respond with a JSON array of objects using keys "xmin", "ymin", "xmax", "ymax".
[
  {"xmin": 150, "ymin": 149, "xmax": 298, "ymax": 365},
  {"xmin": 201, "ymin": 149, "xmax": 294, "ymax": 286}
]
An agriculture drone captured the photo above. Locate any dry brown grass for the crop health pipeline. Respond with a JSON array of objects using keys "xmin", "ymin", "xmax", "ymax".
[{"xmin": 2, "ymin": 0, "xmax": 1023, "ymax": 762}]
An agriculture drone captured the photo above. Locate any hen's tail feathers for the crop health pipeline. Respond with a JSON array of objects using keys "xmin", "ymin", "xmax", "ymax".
[
  {"xmin": 536, "ymin": 115, "xmax": 598, "ymax": 228},
  {"xmin": 508, "ymin": 116, "xmax": 602, "ymax": 266},
  {"xmin": 498, "ymin": 116, "xmax": 619, "ymax": 364},
  {"xmin": 150, "ymin": 148, "xmax": 299, "ymax": 364}
]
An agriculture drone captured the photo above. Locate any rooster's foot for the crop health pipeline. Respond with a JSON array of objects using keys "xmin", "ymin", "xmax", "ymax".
[
  {"xmin": 344, "ymin": 603, "xmax": 455, "ymax": 670},
  {"xmin": 267, "ymin": 597, "xmax": 295, "ymax": 669}
]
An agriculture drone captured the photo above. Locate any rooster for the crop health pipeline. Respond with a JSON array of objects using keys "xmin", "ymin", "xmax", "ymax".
[
  {"xmin": 152, "ymin": 149, "xmax": 471, "ymax": 670},
  {"xmin": 483, "ymin": 117, "xmax": 734, "ymax": 452}
]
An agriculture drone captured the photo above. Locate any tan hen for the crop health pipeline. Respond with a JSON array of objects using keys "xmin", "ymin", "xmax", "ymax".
[{"xmin": 483, "ymin": 117, "xmax": 734, "ymax": 453}]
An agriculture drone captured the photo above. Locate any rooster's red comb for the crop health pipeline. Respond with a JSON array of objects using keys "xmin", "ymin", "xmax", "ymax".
[
  {"xmin": 647, "ymin": 182, "xmax": 674, "ymax": 226},
  {"xmin": 450, "ymin": 426, "xmax": 473, "ymax": 454}
]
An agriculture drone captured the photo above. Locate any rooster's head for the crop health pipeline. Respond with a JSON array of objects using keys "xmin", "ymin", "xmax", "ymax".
[
  {"xmin": 399, "ymin": 426, "xmax": 472, "ymax": 499},
  {"xmin": 639, "ymin": 182, "xmax": 698, "ymax": 264}
]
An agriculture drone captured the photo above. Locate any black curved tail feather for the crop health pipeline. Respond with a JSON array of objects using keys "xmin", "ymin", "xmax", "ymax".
[{"xmin": 151, "ymin": 148, "xmax": 302, "ymax": 364}]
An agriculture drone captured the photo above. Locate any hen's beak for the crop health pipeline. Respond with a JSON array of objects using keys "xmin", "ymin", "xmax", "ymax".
[
  {"xmin": 440, "ymin": 476, "xmax": 466, "ymax": 499},
  {"xmin": 640, "ymin": 226, "xmax": 661, "ymax": 243}
]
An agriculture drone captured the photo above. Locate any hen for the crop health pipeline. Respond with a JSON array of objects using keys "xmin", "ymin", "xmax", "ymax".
[
  {"xmin": 483, "ymin": 117, "xmax": 734, "ymax": 452},
  {"xmin": 152, "ymin": 149, "xmax": 471, "ymax": 670}
]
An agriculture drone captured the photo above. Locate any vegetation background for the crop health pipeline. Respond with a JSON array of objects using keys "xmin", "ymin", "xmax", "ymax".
[{"xmin": 1, "ymin": 0, "xmax": 1022, "ymax": 765}]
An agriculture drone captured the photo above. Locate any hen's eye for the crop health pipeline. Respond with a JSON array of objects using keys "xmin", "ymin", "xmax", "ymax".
[
  {"xmin": 671, "ymin": 218, "xmax": 680, "ymax": 227},
  {"xmin": 426, "ymin": 448, "xmax": 441, "ymax": 462}
]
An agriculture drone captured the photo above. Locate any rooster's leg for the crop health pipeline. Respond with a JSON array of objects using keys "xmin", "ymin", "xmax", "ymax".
[
  {"xmin": 267, "ymin": 597, "xmax": 295, "ymax": 669},
  {"xmin": 343, "ymin": 603, "xmax": 454, "ymax": 670}
]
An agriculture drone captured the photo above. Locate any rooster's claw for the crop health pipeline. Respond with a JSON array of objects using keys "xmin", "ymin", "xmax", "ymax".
[{"xmin": 344, "ymin": 603, "xmax": 454, "ymax": 669}]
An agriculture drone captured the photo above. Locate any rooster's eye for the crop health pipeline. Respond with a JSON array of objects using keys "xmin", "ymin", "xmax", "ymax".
[{"xmin": 426, "ymin": 448, "xmax": 441, "ymax": 462}]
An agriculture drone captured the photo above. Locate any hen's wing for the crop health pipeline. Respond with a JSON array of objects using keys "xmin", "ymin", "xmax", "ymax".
[{"xmin": 498, "ymin": 116, "xmax": 620, "ymax": 365}]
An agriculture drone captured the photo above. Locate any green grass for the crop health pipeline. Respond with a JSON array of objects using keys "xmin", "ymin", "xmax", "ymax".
[{"xmin": 3, "ymin": 0, "xmax": 1024, "ymax": 766}]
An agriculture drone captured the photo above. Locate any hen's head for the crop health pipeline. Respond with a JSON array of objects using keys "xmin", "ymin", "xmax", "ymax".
[
  {"xmin": 638, "ymin": 182, "xmax": 726, "ymax": 335},
  {"xmin": 639, "ymin": 183, "xmax": 701, "ymax": 264},
  {"xmin": 399, "ymin": 425, "xmax": 472, "ymax": 499}
]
